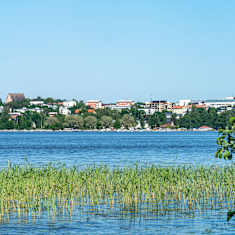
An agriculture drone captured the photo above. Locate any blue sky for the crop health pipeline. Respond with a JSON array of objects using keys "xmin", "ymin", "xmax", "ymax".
[{"xmin": 0, "ymin": 1, "xmax": 235, "ymax": 102}]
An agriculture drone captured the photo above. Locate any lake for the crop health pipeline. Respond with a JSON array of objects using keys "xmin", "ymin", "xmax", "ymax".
[{"xmin": 0, "ymin": 131, "xmax": 234, "ymax": 234}]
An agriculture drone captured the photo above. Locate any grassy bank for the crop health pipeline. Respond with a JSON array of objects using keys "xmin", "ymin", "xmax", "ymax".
[{"xmin": 0, "ymin": 163, "xmax": 234, "ymax": 220}]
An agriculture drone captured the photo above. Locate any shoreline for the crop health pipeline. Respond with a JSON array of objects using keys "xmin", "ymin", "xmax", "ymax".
[{"xmin": 0, "ymin": 128, "xmax": 217, "ymax": 133}]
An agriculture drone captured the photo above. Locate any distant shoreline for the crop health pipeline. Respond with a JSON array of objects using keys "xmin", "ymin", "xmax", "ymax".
[{"xmin": 0, "ymin": 128, "xmax": 216, "ymax": 133}]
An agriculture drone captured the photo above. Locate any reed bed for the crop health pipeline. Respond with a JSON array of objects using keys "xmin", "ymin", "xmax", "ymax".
[{"xmin": 0, "ymin": 163, "xmax": 234, "ymax": 221}]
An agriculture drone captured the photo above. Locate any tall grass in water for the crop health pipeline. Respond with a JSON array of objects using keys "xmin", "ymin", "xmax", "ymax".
[{"xmin": 0, "ymin": 163, "xmax": 234, "ymax": 221}]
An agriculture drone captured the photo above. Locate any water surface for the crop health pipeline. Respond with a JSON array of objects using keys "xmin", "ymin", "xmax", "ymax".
[{"xmin": 0, "ymin": 131, "xmax": 234, "ymax": 234}]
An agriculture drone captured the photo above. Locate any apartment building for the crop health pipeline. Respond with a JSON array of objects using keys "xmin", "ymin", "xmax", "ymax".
[
  {"xmin": 113, "ymin": 100, "xmax": 133, "ymax": 110},
  {"xmin": 172, "ymin": 105, "xmax": 188, "ymax": 116},
  {"xmin": 85, "ymin": 100, "xmax": 102, "ymax": 109},
  {"xmin": 204, "ymin": 98, "xmax": 235, "ymax": 109},
  {"xmin": 145, "ymin": 101, "xmax": 174, "ymax": 112}
]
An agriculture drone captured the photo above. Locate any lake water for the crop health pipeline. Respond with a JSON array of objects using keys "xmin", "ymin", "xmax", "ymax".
[{"xmin": 0, "ymin": 131, "xmax": 234, "ymax": 234}]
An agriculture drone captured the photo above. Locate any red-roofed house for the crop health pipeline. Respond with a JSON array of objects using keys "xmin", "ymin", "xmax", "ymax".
[
  {"xmin": 172, "ymin": 105, "xmax": 188, "ymax": 116},
  {"xmin": 88, "ymin": 109, "xmax": 96, "ymax": 114}
]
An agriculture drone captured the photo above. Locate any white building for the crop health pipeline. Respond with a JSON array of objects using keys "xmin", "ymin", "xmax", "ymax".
[
  {"xmin": 172, "ymin": 105, "xmax": 188, "ymax": 117},
  {"xmin": 30, "ymin": 101, "xmax": 44, "ymax": 106},
  {"xmin": 63, "ymin": 100, "xmax": 77, "ymax": 108},
  {"xmin": 29, "ymin": 107, "xmax": 43, "ymax": 113},
  {"xmin": 178, "ymin": 99, "xmax": 191, "ymax": 106},
  {"xmin": 59, "ymin": 106, "xmax": 71, "ymax": 115},
  {"xmin": 103, "ymin": 103, "xmax": 116, "ymax": 110},
  {"xmin": 111, "ymin": 100, "xmax": 134, "ymax": 111},
  {"xmin": 15, "ymin": 108, "xmax": 27, "ymax": 113},
  {"xmin": 48, "ymin": 112, "xmax": 58, "ymax": 117},
  {"xmin": 44, "ymin": 104, "xmax": 58, "ymax": 110},
  {"xmin": 204, "ymin": 98, "xmax": 235, "ymax": 109},
  {"xmin": 144, "ymin": 101, "xmax": 174, "ymax": 112},
  {"xmin": 139, "ymin": 108, "xmax": 156, "ymax": 115}
]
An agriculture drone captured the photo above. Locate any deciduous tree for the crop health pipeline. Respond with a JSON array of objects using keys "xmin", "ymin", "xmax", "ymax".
[
  {"xmin": 120, "ymin": 114, "xmax": 136, "ymax": 129},
  {"xmin": 84, "ymin": 116, "xmax": 97, "ymax": 129},
  {"xmin": 101, "ymin": 116, "xmax": 113, "ymax": 129}
]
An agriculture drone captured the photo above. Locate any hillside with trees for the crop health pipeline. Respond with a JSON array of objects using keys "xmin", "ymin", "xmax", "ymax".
[{"xmin": 0, "ymin": 99, "xmax": 234, "ymax": 130}]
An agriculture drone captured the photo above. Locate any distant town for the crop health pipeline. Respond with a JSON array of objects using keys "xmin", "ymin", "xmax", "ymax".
[{"xmin": 0, "ymin": 93, "xmax": 234, "ymax": 131}]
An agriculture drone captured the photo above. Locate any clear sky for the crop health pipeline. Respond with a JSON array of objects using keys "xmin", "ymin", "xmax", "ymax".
[{"xmin": 0, "ymin": 1, "xmax": 235, "ymax": 102}]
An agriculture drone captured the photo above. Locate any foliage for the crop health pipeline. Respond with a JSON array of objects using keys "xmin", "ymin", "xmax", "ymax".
[
  {"xmin": 120, "ymin": 114, "xmax": 136, "ymax": 129},
  {"xmin": 84, "ymin": 116, "xmax": 97, "ymax": 129},
  {"xmin": 44, "ymin": 97, "xmax": 64, "ymax": 104},
  {"xmin": 176, "ymin": 108, "xmax": 234, "ymax": 129},
  {"xmin": 215, "ymin": 116, "xmax": 235, "ymax": 221},
  {"xmin": 6, "ymin": 99, "xmax": 30, "ymax": 109},
  {"xmin": 0, "ymin": 107, "xmax": 14, "ymax": 129},
  {"xmin": 64, "ymin": 115, "xmax": 84, "ymax": 129},
  {"xmin": 69, "ymin": 101, "xmax": 86, "ymax": 114},
  {"xmin": 0, "ymin": 98, "xmax": 234, "ymax": 131},
  {"xmin": 113, "ymin": 119, "xmax": 121, "ymax": 129},
  {"xmin": 148, "ymin": 112, "xmax": 167, "ymax": 128},
  {"xmin": 227, "ymin": 211, "xmax": 235, "ymax": 222},
  {"xmin": 100, "ymin": 115, "xmax": 113, "ymax": 129},
  {"xmin": 215, "ymin": 117, "xmax": 235, "ymax": 160},
  {"xmin": 44, "ymin": 116, "xmax": 63, "ymax": 130}
]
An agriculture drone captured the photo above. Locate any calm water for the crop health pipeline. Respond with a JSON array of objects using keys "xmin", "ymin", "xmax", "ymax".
[{"xmin": 0, "ymin": 131, "xmax": 234, "ymax": 234}]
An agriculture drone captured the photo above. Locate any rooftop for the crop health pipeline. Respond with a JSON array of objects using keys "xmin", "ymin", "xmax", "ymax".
[{"xmin": 205, "ymin": 99, "xmax": 235, "ymax": 103}]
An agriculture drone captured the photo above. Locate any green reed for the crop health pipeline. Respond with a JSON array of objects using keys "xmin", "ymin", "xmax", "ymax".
[{"xmin": 0, "ymin": 163, "xmax": 234, "ymax": 221}]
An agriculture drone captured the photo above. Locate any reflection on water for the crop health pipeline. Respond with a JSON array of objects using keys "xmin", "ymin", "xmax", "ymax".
[{"xmin": 0, "ymin": 206, "xmax": 234, "ymax": 235}]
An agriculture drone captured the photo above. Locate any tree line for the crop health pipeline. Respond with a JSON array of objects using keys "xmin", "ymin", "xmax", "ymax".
[{"xmin": 0, "ymin": 100, "xmax": 234, "ymax": 130}]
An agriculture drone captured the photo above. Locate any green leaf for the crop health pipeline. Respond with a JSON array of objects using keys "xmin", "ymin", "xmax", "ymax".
[{"xmin": 227, "ymin": 210, "xmax": 235, "ymax": 222}]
